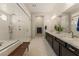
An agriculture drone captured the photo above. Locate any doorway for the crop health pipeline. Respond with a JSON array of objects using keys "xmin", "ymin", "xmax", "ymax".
[{"xmin": 37, "ymin": 27, "xmax": 42, "ymax": 34}]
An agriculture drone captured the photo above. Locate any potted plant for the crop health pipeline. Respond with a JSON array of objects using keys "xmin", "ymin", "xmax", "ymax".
[{"xmin": 54, "ymin": 24, "xmax": 63, "ymax": 33}]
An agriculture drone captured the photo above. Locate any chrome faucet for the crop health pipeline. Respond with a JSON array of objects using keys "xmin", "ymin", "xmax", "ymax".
[{"xmin": 71, "ymin": 31, "xmax": 74, "ymax": 38}]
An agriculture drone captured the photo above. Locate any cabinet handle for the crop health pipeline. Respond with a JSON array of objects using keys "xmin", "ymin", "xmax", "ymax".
[{"xmin": 68, "ymin": 47, "xmax": 75, "ymax": 52}]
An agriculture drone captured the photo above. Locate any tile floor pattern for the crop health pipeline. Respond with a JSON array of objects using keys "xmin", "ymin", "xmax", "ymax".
[{"xmin": 25, "ymin": 36, "xmax": 56, "ymax": 56}]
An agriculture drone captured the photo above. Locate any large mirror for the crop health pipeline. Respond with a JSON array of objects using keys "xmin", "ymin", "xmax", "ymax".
[{"xmin": 71, "ymin": 16, "xmax": 79, "ymax": 36}]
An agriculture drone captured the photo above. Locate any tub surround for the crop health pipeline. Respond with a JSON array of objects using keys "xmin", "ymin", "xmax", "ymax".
[
  {"xmin": 0, "ymin": 40, "xmax": 19, "ymax": 51},
  {"xmin": 0, "ymin": 40, "xmax": 22, "ymax": 56},
  {"xmin": 46, "ymin": 31, "xmax": 79, "ymax": 49}
]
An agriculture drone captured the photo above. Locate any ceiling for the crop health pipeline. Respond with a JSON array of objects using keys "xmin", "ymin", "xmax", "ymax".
[
  {"xmin": 25, "ymin": 3, "xmax": 67, "ymax": 14},
  {"xmin": 63, "ymin": 4, "xmax": 79, "ymax": 14}
]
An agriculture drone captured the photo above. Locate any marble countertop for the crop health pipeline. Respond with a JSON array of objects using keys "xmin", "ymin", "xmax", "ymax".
[{"xmin": 46, "ymin": 31, "xmax": 79, "ymax": 49}]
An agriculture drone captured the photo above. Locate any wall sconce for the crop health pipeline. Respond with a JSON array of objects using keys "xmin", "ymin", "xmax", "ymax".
[
  {"xmin": 0, "ymin": 14, "xmax": 7, "ymax": 21},
  {"xmin": 51, "ymin": 15, "xmax": 57, "ymax": 19}
]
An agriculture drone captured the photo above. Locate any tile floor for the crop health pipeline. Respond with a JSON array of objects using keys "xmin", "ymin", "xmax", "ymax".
[{"xmin": 27, "ymin": 36, "xmax": 56, "ymax": 56}]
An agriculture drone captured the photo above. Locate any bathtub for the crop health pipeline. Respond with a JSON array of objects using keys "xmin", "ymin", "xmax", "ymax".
[{"xmin": 0, "ymin": 40, "xmax": 22, "ymax": 56}]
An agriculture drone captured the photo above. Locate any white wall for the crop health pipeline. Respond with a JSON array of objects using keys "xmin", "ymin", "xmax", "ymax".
[
  {"xmin": 51, "ymin": 16, "xmax": 60, "ymax": 32},
  {"xmin": 60, "ymin": 14, "xmax": 71, "ymax": 32},
  {"xmin": 0, "ymin": 3, "xmax": 31, "ymax": 42},
  {"xmin": 0, "ymin": 4, "xmax": 10, "ymax": 41},
  {"xmin": 50, "ymin": 14, "xmax": 71, "ymax": 33},
  {"xmin": 0, "ymin": 12, "xmax": 9, "ymax": 40},
  {"xmin": 31, "ymin": 13, "xmax": 52, "ymax": 38},
  {"xmin": 31, "ymin": 13, "xmax": 70, "ymax": 38},
  {"xmin": 31, "ymin": 13, "xmax": 44, "ymax": 38},
  {"xmin": 44, "ymin": 15, "xmax": 52, "ymax": 32},
  {"xmin": 35, "ymin": 16, "xmax": 44, "ymax": 35}
]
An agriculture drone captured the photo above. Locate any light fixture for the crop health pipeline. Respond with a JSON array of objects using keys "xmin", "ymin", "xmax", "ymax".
[
  {"xmin": 0, "ymin": 14, "xmax": 7, "ymax": 21},
  {"xmin": 51, "ymin": 15, "xmax": 57, "ymax": 19}
]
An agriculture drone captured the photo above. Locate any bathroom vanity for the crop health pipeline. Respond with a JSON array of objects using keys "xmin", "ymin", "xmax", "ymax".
[{"xmin": 45, "ymin": 31, "xmax": 79, "ymax": 56}]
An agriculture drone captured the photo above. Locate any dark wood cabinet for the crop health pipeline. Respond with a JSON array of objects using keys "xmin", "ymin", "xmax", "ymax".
[
  {"xmin": 53, "ymin": 38, "xmax": 60, "ymax": 56},
  {"xmin": 48, "ymin": 37, "xmax": 53, "ymax": 47},
  {"xmin": 45, "ymin": 32, "xmax": 79, "ymax": 56},
  {"xmin": 61, "ymin": 45, "xmax": 76, "ymax": 56},
  {"xmin": 45, "ymin": 32, "xmax": 53, "ymax": 47},
  {"xmin": 61, "ymin": 44, "xmax": 78, "ymax": 56}
]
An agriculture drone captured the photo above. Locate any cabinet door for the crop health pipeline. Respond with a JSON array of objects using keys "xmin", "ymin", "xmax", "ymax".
[
  {"xmin": 48, "ymin": 36, "xmax": 53, "ymax": 47},
  {"xmin": 46, "ymin": 33, "xmax": 49, "ymax": 42},
  {"xmin": 61, "ymin": 46, "xmax": 76, "ymax": 56},
  {"xmin": 53, "ymin": 39, "xmax": 59, "ymax": 56},
  {"xmin": 52, "ymin": 36, "xmax": 55, "ymax": 48},
  {"xmin": 46, "ymin": 34, "xmax": 50, "ymax": 42},
  {"xmin": 46, "ymin": 33, "xmax": 53, "ymax": 47},
  {"xmin": 45, "ymin": 32, "xmax": 48, "ymax": 39}
]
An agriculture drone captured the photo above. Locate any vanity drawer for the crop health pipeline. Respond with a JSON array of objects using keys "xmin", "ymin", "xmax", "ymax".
[
  {"xmin": 66, "ymin": 44, "xmax": 78, "ymax": 51},
  {"xmin": 66, "ymin": 44, "xmax": 78, "ymax": 55},
  {"xmin": 61, "ymin": 45, "xmax": 76, "ymax": 56}
]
